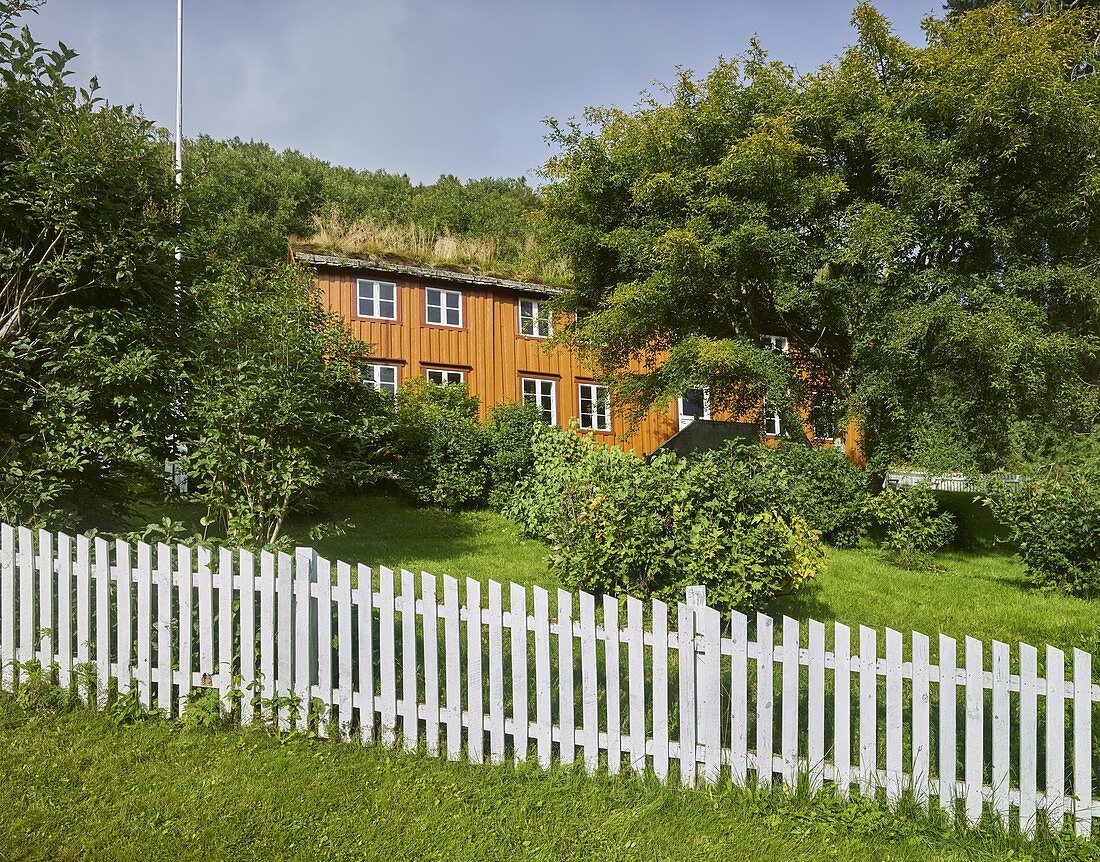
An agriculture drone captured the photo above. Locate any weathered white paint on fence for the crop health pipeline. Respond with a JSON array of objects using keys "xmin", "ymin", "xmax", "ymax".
[{"xmin": 1, "ymin": 523, "xmax": 1098, "ymax": 838}]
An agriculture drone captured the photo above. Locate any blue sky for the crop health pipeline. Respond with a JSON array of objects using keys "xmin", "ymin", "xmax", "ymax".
[{"xmin": 25, "ymin": 1, "xmax": 938, "ymax": 184}]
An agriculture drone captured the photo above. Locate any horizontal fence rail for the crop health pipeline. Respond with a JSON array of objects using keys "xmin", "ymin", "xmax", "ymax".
[{"xmin": 0, "ymin": 523, "xmax": 1097, "ymax": 837}]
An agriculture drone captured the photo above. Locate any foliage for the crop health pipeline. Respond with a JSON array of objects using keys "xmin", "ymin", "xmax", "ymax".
[
  {"xmin": 755, "ymin": 444, "xmax": 871, "ymax": 546},
  {"xmin": 868, "ymin": 486, "xmax": 957, "ymax": 569},
  {"xmin": 390, "ymin": 378, "xmax": 489, "ymax": 509},
  {"xmin": 0, "ymin": 0, "xmax": 179, "ymax": 528},
  {"xmin": 482, "ymin": 401, "xmax": 543, "ymax": 508},
  {"xmin": 507, "ymin": 428, "xmax": 823, "ymax": 610},
  {"xmin": 180, "ymin": 688, "xmax": 226, "ymax": 731},
  {"xmin": 987, "ymin": 460, "xmax": 1100, "ymax": 596},
  {"xmin": 181, "ymin": 264, "xmax": 389, "ymax": 546},
  {"xmin": 541, "ymin": 2, "xmax": 1100, "ymax": 476}
]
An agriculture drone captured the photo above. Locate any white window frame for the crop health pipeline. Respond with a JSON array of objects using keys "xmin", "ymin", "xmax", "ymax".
[
  {"xmin": 356, "ymin": 279, "xmax": 397, "ymax": 321},
  {"xmin": 811, "ymin": 391, "xmax": 837, "ymax": 440},
  {"xmin": 425, "ymin": 368, "xmax": 465, "ymax": 386},
  {"xmin": 762, "ymin": 334, "xmax": 789, "ymax": 353},
  {"xmin": 578, "ymin": 383, "xmax": 611, "ymax": 432},
  {"xmin": 426, "ymin": 287, "xmax": 462, "ymax": 328},
  {"xmin": 362, "ymin": 363, "xmax": 398, "ymax": 395},
  {"xmin": 519, "ymin": 298, "xmax": 553, "ymax": 338},
  {"xmin": 678, "ymin": 387, "xmax": 711, "ymax": 429},
  {"xmin": 521, "ymin": 377, "xmax": 557, "ymax": 426},
  {"xmin": 763, "ymin": 397, "xmax": 783, "ymax": 437}
]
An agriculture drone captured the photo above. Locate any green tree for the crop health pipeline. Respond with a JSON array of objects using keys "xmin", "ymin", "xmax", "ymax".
[
  {"xmin": 181, "ymin": 264, "xmax": 389, "ymax": 545},
  {"xmin": 0, "ymin": 0, "xmax": 179, "ymax": 526},
  {"xmin": 542, "ymin": 3, "xmax": 1100, "ymax": 476}
]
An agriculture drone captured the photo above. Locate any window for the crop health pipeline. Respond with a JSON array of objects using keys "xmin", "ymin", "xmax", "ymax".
[
  {"xmin": 426, "ymin": 368, "xmax": 464, "ymax": 386},
  {"xmin": 362, "ymin": 363, "xmax": 398, "ymax": 395},
  {"xmin": 678, "ymin": 388, "xmax": 710, "ymax": 429},
  {"xmin": 763, "ymin": 398, "xmax": 782, "ymax": 437},
  {"xmin": 519, "ymin": 299, "xmax": 552, "ymax": 338},
  {"xmin": 426, "ymin": 287, "xmax": 462, "ymax": 327},
  {"xmin": 578, "ymin": 383, "xmax": 611, "ymax": 432},
  {"xmin": 762, "ymin": 334, "xmax": 789, "ymax": 353},
  {"xmin": 521, "ymin": 377, "xmax": 557, "ymax": 425},
  {"xmin": 356, "ymin": 279, "xmax": 397, "ymax": 320},
  {"xmin": 811, "ymin": 392, "xmax": 838, "ymax": 440}
]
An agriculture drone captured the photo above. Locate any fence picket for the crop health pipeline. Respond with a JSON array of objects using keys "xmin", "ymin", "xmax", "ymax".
[
  {"xmin": 911, "ymin": 631, "xmax": 931, "ymax": 804},
  {"xmin": 56, "ymin": 532, "xmax": 72, "ymax": 689},
  {"xmin": 677, "ymin": 602, "xmax": 696, "ymax": 788},
  {"xmin": 991, "ymin": 640, "xmax": 1010, "ymax": 825},
  {"xmin": 938, "ymin": 635, "xmax": 958, "ymax": 814},
  {"xmin": 275, "ymin": 552, "xmax": 292, "ymax": 730},
  {"xmin": 964, "ymin": 637, "xmax": 984, "ymax": 826},
  {"xmin": 17, "ymin": 527, "xmax": 34, "ymax": 672},
  {"xmin": 315, "ymin": 556, "xmax": 332, "ymax": 737},
  {"xmin": 579, "ymin": 591, "xmax": 599, "ymax": 774},
  {"xmin": 859, "ymin": 626, "xmax": 877, "ymax": 798},
  {"xmin": 135, "ymin": 542, "xmax": 153, "ymax": 709},
  {"xmin": 293, "ymin": 549, "xmax": 313, "ymax": 733},
  {"xmin": 730, "ymin": 611, "xmax": 749, "ymax": 787},
  {"xmin": 603, "ymin": 593, "xmax": 622, "ymax": 775},
  {"xmin": 756, "ymin": 613, "xmax": 774, "ymax": 786},
  {"xmin": 75, "ymin": 535, "xmax": 90, "ymax": 673},
  {"xmin": 651, "ymin": 599, "xmax": 669, "ymax": 781},
  {"xmin": 510, "ymin": 583, "xmax": 528, "ymax": 763},
  {"xmin": 378, "ymin": 567, "xmax": 397, "ymax": 747},
  {"xmin": 1019, "ymin": 642, "xmax": 1039, "ymax": 836},
  {"xmin": 885, "ymin": 628, "xmax": 903, "ymax": 805},
  {"xmin": 258, "ymin": 552, "xmax": 275, "ymax": 724},
  {"xmin": 807, "ymin": 618, "xmax": 825, "ymax": 792},
  {"xmin": 625, "ymin": 595, "xmax": 645, "ymax": 774},
  {"xmin": 239, "ymin": 550, "xmax": 256, "ymax": 725},
  {"xmin": 487, "ymin": 579, "xmax": 505, "ymax": 764},
  {"xmin": 1073, "ymin": 649, "xmax": 1092, "ymax": 837},
  {"xmin": 37, "ymin": 530, "xmax": 53, "ymax": 671},
  {"xmin": 400, "ymin": 569, "xmax": 418, "ymax": 751},
  {"xmin": 532, "ymin": 586, "xmax": 552, "ymax": 768},
  {"xmin": 115, "ymin": 539, "xmax": 132, "ymax": 695},
  {"xmin": 196, "ymin": 546, "xmax": 213, "ymax": 687},
  {"xmin": 1, "ymin": 524, "xmax": 15, "ymax": 687},
  {"xmin": 441, "ymin": 574, "xmax": 460, "ymax": 759},
  {"xmin": 155, "ymin": 544, "xmax": 173, "ymax": 716},
  {"xmin": 217, "ymin": 548, "xmax": 233, "ymax": 708},
  {"xmin": 466, "ymin": 579, "xmax": 484, "ymax": 764},
  {"xmin": 422, "ymin": 572, "xmax": 440, "ymax": 756},
  {"xmin": 176, "ymin": 545, "xmax": 193, "ymax": 715},
  {"xmin": 356, "ymin": 564, "xmax": 375, "ymax": 744},
  {"xmin": 557, "ymin": 589, "xmax": 574, "ymax": 767},
  {"xmin": 1046, "ymin": 645, "xmax": 1066, "ymax": 831},
  {"xmin": 698, "ymin": 604, "xmax": 721, "ymax": 786},
  {"xmin": 781, "ymin": 616, "xmax": 800, "ymax": 790},
  {"xmin": 834, "ymin": 623, "xmax": 851, "ymax": 796}
]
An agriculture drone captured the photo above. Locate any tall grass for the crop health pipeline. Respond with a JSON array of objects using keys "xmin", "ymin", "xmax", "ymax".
[{"xmin": 302, "ymin": 211, "xmax": 572, "ymax": 285}]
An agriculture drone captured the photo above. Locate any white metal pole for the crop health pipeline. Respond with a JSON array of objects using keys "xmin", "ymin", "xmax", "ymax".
[{"xmin": 175, "ymin": 0, "xmax": 183, "ymax": 194}]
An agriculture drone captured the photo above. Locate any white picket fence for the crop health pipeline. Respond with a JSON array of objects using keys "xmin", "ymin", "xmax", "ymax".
[{"xmin": 0, "ymin": 522, "xmax": 1097, "ymax": 838}]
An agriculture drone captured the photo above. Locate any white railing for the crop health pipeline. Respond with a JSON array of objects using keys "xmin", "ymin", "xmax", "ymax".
[{"xmin": 0, "ymin": 523, "xmax": 1096, "ymax": 837}]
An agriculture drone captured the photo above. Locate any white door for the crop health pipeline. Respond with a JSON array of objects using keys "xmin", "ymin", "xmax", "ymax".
[{"xmin": 678, "ymin": 388, "xmax": 710, "ymax": 429}]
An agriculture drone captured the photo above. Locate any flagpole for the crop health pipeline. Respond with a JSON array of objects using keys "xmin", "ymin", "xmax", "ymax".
[
  {"xmin": 169, "ymin": 0, "xmax": 187, "ymax": 496},
  {"xmin": 175, "ymin": 0, "xmax": 183, "ymax": 195}
]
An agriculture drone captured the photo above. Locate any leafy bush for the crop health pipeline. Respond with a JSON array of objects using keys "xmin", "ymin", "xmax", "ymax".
[
  {"xmin": 391, "ymin": 379, "xmax": 488, "ymax": 509},
  {"xmin": 483, "ymin": 401, "xmax": 543, "ymax": 509},
  {"xmin": 756, "ymin": 444, "xmax": 871, "ymax": 547},
  {"xmin": 987, "ymin": 462, "xmax": 1100, "ymax": 597},
  {"xmin": 507, "ymin": 428, "xmax": 823, "ymax": 611},
  {"xmin": 868, "ymin": 486, "xmax": 956, "ymax": 570}
]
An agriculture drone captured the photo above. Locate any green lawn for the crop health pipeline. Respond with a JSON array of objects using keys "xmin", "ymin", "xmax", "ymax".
[{"xmin": 0, "ymin": 701, "xmax": 1081, "ymax": 862}]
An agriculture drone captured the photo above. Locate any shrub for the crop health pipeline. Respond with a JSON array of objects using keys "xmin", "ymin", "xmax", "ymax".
[
  {"xmin": 868, "ymin": 486, "xmax": 956, "ymax": 570},
  {"xmin": 483, "ymin": 401, "xmax": 543, "ymax": 509},
  {"xmin": 755, "ymin": 444, "xmax": 871, "ymax": 547},
  {"xmin": 987, "ymin": 462, "xmax": 1100, "ymax": 597},
  {"xmin": 507, "ymin": 428, "xmax": 823, "ymax": 611},
  {"xmin": 391, "ymin": 379, "xmax": 488, "ymax": 509}
]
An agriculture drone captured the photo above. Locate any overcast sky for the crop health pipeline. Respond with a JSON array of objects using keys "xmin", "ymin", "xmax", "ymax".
[{"xmin": 24, "ymin": 1, "xmax": 938, "ymax": 185}]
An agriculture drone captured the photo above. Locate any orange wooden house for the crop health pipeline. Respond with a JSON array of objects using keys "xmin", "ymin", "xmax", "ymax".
[{"xmin": 293, "ymin": 249, "xmax": 859, "ymax": 460}]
